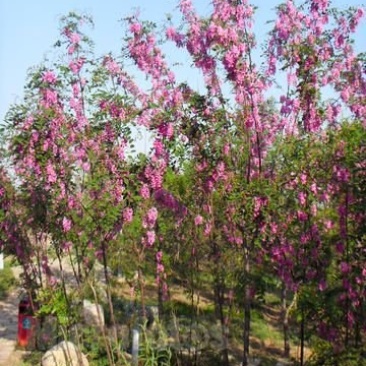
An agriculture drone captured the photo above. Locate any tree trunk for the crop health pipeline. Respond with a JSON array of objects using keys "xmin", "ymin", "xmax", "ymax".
[
  {"xmin": 242, "ymin": 247, "xmax": 251, "ymax": 366},
  {"xmin": 215, "ymin": 275, "xmax": 230, "ymax": 366},
  {"xmin": 300, "ymin": 308, "xmax": 305, "ymax": 366},
  {"xmin": 212, "ymin": 238, "xmax": 230, "ymax": 366},
  {"xmin": 158, "ymin": 275, "xmax": 164, "ymax": 321},
  {"xmin": 281, "ymin": 282, "xmax": 290, "ymax": 358}
]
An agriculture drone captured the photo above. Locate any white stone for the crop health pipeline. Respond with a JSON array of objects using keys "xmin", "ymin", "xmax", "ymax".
[
  {"xmin": 41, "ymin": 341, "xmax": 89, "ymax": 366},
  {"xmin": 83, "ymin": 299, "xmax": 105, "ymax": 328}
]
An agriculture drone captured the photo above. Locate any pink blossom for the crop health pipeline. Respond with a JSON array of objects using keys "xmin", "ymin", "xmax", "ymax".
[
  {"xmin": 340, "ymin": 261, "xmax": 350, "ymax": 274},
  {"xmin": 166, "ymin": 26, "xmax": 177, "ymax": 39},
  {"xmin": 146, "ymin": 230, "xmax": 156, "ymax": 246},
  {"xmin": 69, "ymin": 32, "xmax": 81, "ymax": 44},
  {"xmin": 72, "ymin": 82, "xmax": 80, "ymax": 96},
  {"xmin": 297, "ymin": 210, "xmax": 308, "ymax": 221},
  {"xmin": 143, "ymin": 207, "xmax": 158, "ymax": 228},
  {"xmin": 31, "ymin": 131, "xmax": 39, "ymax": 143},
  {"xmin": 254, "ymin": 196, "xmax": 267, "ymax": 218},
  {"xmin": 203, "ymin": 205, "xmax": 212, "ymax": 215},
  {"xmin": 298, "ymin": 192, "xmax": 307, "ymax": 206},
  {"xmin": 235, "ymin": 236, "xmax": 243, "ymax": 245},
  {"xmin": 68, "ymin": 45, "xmax": 76, "ymax": 54},
  {"xmin": 194, "ymin": 215, "xmax": 203, "ymax": 226},
  {"xmin": 153, "ymin": 139, "xmax": 164, "ymax": 157},
  {"xmin": 341, "ymin": 87, "xmax": 350, "ymax": 102},
  {"xmin": 166, "ymin": 26, "xmax": 185, "ymax": 47},
  {"xmin": 23, "ymin": 116, "xmax": 34, "ymax": 130},
  {"xmin": 69, "ymin": 58, "xmax": 85, "ymax": 74},
  {"xmin": 140, "ymin": 184, "xmax": 150, "ymax": 199},
  {"xmin": 42, "ymin": 71, "xmax": 57, "ymax": 84},
  {"xmin": 104, "ymin": 58, "xmax": 121, "ymax": 75},
  {"xmin": 110, "ymin": 103, "xmax": 125, "ymax": 119},
  {"xmin": 62, "ymin": 217, "xmax": 72, "ymax": 232},
  {"xmin": 81, "ymin": 162, "xmax": 90, "ymax": 172},
  {"xmin": 223, "ymin": 143, "xmax": 230, "ymax": 156},
  {"xmin": 310, "ymin": 183, "xmax": 318, "ymax": 194},
  {"xmin": 130, "ymin": 22, "xmax": 142, "ymax": 34},
  {"xmin": 144, "ymin": 163, "xmax": 165, "ymax": 190},
  {"xmin": 62, "ymin": 241, "xmax": 72, "ymax": 251},
  {"xmin": 154, "ymin": 188, "xmax": 188, "ymax": 218},
  {"xmin": 204, "ymin": 222, "xmax": 212, "ymax": 236},
  {"xmin": 156, "ymin": 251, "xmax": 163, "ymax": 262},
  {"xmin": 157, "ymin": 263, "xmax": 164, "ymax": 273},
  {"xmin": 270, "ymin": 222, "xmax": 278, "ymax": 234},
  {"xmin": 123, "ymin": 207, "xmax": 134, "ymax": 223},
  {"xmin": 67, "ymin": 196, "xmax": 76, "ymax": 210},
  {"xmin": 195, "ymin": 160, "xmax": 208, "ymax": 172},
  {"xmin": 300, "ymin": 173, "xmax": 307, "ymax": 185},
  {"xmin": 158, "ymin": 123, "xmax": 174, "ymax": 139},
  {"xmin": 43, "ymin": 89, "xmax": 58, "ymax": 105},
  {"xmin": 319, "ymin": 279, "xmax": 327, "ymax": 291},
  {"xmin": 46, "ymin": 162, "xmax": 57, "ymax": 184},
  {"xmin": 350, "ymin": 7, "xmax": 365, "ymax": 31},
  {"xmin": 334, "ymin": 166, "xmax": 350, "ymax": 182},
  {"xmin": 324, "ymin": 220, "xmax": 333, "ymax": 230}
]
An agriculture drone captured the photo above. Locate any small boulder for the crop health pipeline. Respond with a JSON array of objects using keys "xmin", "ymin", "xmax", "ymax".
[
  {"xmin": 83, "ymin": 299, "xmax": 105, "ymax": 328},
  {"xmin": 42, "ymin": 341, "xmax": 89, "ymax": 366}
]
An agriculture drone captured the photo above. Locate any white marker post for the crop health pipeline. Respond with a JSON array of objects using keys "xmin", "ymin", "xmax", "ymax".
[
  {"xmin": 0, "ymin": 252, "xmax": 4, "ymax": 270},
  {"xmin": 132, "ymin": 328, "xmax": 139, "ymax": 366}
]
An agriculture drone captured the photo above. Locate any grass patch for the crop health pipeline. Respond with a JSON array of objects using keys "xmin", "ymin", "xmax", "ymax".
[
  {"xmin": 251, "ymin": 309, "xmax": 283, "ymax": 344},
  {"xmin": 264, "ymin": 291, "xmax": 282, "ymax": 306}
]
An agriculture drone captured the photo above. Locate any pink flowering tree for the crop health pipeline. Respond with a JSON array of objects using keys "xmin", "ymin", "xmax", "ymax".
[
  {"xmin": 1, "ymin": 1, "xmax": 365, "ymax": 366},
  {"xmin": 2, "ymin": 13, "xmax": 152, "ymax": 363}
]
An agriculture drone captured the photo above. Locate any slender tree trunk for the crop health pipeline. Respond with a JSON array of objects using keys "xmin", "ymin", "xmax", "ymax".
[
  {"xmin": 137, "ymin": 266, "xmax": 146, "ymax": 318},
  {"xmin": 100, "ymin": 238, "xmax": 125, "ymax": 366},
  {"xmin": 281, "ymin": 282, "xmax": 290, "ymax": 358},
  {"xmin": 344, "ymin": 191, "xmax": 350, "ymax": 349},
  {"xmin": 158, "ymin": 274, "xmax": 164, "ymax": 321},
  {"xmin": 355, "ymin": 318, "xmax": 360, "ymax": 348},
  {"xmin": 214, "ymin": 275, "xmax": 230, "ymax": 366},
  {"xmin": 212, "ymin": 238, "xmax": 230, "ymax": 366},
  {"xmin": 242, "ymin": 246, "xmax": 251, "ymax": 366},
  {"xmin": 300, "ymin": 308, "xmax": 305, "ymax": 366},
  {"xmin": 156, "ymin": 226, "xmax": 164, "ymax": 321}
]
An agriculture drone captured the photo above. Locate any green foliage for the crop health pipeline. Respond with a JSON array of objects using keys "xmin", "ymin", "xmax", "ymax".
[
  {"xmin": 306, "ymin": 339, "xmax": 366, "ymax": 366},
  {"xmin": 37, "ymin": 287, "xmax": 78, "ymax": 328},
  {"xmin": 0, "ymin": 262, "xmax": 17, "ymax": 300},
  {"xmin": 79, "ymin": 325, "xmax": 112, "ymax": 366},
  {"xmin": 138, "ymin": 321, "xmax": 173, "ymax": 366}
]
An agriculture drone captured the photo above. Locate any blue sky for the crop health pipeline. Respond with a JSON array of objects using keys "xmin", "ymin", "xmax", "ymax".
[{"xmin": 0, "ymin": 0, "xmax": 365, "ymax": 125}]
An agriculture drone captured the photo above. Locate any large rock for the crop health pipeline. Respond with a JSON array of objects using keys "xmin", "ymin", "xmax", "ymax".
[
  {"xmin": 83, "ymin": 299, "xmax": 105, "ymax": 328},
  {"xmin": 41, "ymin": 341, "xmax": 89, "ymax": 366}
]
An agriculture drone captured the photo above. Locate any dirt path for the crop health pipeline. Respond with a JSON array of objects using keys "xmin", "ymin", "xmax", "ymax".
[{"xmin": 0, "ymin": 290, "xmax": 19, "ymax": 365}]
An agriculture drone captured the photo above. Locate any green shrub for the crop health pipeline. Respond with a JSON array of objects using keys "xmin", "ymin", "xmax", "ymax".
[
  {"xmin": 0, "ymin": 263, "xmax": 17, "ymax": 299},
  {"xmin": 306, "ymin": 339, "xmax": 366, "ymax": 366},
  {"xmin": 138, "ymin": 321, "xmax": 173, "ymax": 366}
]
